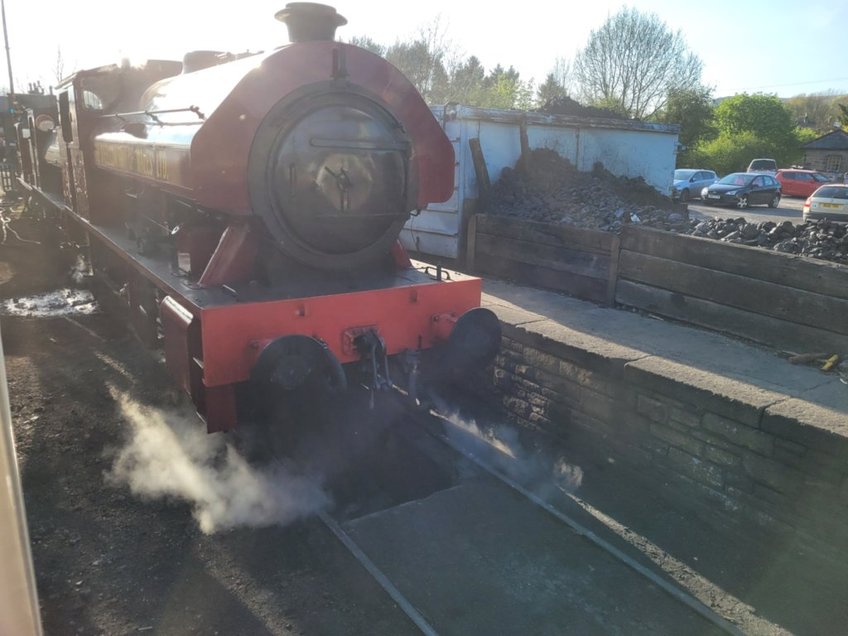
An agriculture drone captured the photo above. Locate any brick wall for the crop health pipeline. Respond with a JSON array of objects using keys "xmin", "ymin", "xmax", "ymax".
[{"xmin": 494, "ymin": 331, "xmax": 848, "ymax": 545}]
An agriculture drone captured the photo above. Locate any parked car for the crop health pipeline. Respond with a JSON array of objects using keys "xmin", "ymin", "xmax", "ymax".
[
  {"xmin": 775, "ymin": 169, "xmax": 834, "ymax": 198},
  {"xmin": 701, "ymin": 172, "xmax": 781, "ymax": 208},
  {"xmin": 671, "ymin": 169, "xmax": 717, "ymax": 201},
  {"xmin": 746, "ymin": 158, "xmax": 778, "ymax": 174},
  {"xmin": 803, "ymin": 184, "xmax": 848, "ymax": 222}
]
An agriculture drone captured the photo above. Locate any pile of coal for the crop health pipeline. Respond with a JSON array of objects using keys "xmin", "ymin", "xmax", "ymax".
[
  {"xmin": 483, "ymin": 148, "xmax": 848, "ymax": 265},
  {"xmin": 486, "ymin": 148, "xmax": 686, "ymax": 232},
  {"xmin": 687, "ymin": 217, "xmax": 848, "ymax": 264},
  {"xmin": 538, "ymin": 95, "xmax": 630, "ymax": 120}
]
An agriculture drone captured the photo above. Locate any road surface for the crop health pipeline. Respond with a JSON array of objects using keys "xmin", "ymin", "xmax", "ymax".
[{"xmin": 688, "ymin": 195, "xmax": 804, "ymax": 225}]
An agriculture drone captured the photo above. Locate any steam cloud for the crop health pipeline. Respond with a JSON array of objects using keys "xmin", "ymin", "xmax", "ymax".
[
  {"xmin": 107, "ymin": 393, "xmax": 330, "ymax": 534},
  {"xmin": 436, "ymin": 399, "xmax": 584, "ymax": 495}
]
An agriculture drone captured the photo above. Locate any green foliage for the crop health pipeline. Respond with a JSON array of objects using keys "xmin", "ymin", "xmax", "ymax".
[
  {"xmin": 688, "ymin": 132, "xmax": 778, "ymax": 174},
  {"xmin": 690, "ymin": 131, "xmax": 813, "ymax": 175},
  {"xmin": 661, "ymin": 86, "xmax": 715, "ymax": 145},
  {"xmin": 448, "ymin": 56, "xmax": 487, "ymax": 104},
  {"xmin": 657, "ymin": 86, "xmax": 715, "ymax": 166},
  {"xmin": 714, "ymin": 94, "xmax": 795, "ymax": 143},
  {"xmin": 377, "ymin": 32, "xmax": 535, "ymax": 109},
  {"xmin": 784, "ymin": 93, "xmax": 847, "ymax": 132},
  {"xmin": 385, "ymin": 40, "xmax": 449, "ymax": 103},
  {"xmin": 839, "ymin": 103, "xmax": 848, "ymax": 128},
  {"xmin": 690, "ymin": 93, "xmax": 814, "ymax": 173},
  {"xmin": 795, "ymin": 127, "xmax": 820, "ymax": 145},
  {"xmin": 536, "ymin": 73, "xmax": 567, "ymax": 108}
]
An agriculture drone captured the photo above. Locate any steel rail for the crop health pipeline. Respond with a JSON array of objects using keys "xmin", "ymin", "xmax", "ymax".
[
  {"xmin": 423, "ymin": 410, "xmax": 744, "ymax": 636},
  {"xmin": 317, "ymin": 510, "xmax": 438, "ymax": 636}
]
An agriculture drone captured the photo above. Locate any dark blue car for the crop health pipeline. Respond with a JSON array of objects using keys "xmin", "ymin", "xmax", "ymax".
[{"xmin": 702, "ymin": 172, "xmax": 781, "ymax": 208}]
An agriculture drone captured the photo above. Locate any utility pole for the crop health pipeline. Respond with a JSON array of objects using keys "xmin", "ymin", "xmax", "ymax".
[{"xmin": 1, "ymin": 0, "xmax": 14, "ymax": 102}]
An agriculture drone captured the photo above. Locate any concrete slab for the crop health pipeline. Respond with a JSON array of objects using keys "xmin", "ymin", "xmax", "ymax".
[
  {"xmin": 484, "ymin": 278, "xmax": 847, "ymax": 409},
  {"xmin": 344, "ymin": 479, "xmax": 719, "ymax": 635},
  {"xmin": 763, "ymin": 379, "xmax": 848, "ymax": 442}
]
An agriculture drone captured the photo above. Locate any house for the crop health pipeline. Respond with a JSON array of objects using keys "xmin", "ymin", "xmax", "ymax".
[{"xmin": 801, "ymin": 129, "xmax": 848, "ymax": 174}]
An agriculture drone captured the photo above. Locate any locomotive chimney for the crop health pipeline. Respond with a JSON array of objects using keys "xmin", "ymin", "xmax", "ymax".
[{"xmin": 275, "ymin": 3, "xmax": 347, "ymax": 42}]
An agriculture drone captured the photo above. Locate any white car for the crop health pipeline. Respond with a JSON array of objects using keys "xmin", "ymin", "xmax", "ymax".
[
  {"xmin": 803, "ymin": 184, "xmax": 848, "ymax": 222},
  {"xmin": 747, "ymin": 158, "xmax": 778, "ymax": 174}
]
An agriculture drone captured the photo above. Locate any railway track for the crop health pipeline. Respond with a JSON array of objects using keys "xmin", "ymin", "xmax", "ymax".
[
  {"xmin": 0, "ymin": 275, "xmax": 772, "ymax": 635},
  {"xmin": 302, "ymin": 392, "xmax": 745, "ymax": 636}
]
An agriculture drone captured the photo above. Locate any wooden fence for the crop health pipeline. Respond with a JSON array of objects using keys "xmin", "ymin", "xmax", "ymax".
[
  {"xmin": 468, "ymin": 215, "xmax": 848, "ymax": 354},
  {"xmin": 468, "ymin": 215, "xmax": 620, "ymax": 305}
]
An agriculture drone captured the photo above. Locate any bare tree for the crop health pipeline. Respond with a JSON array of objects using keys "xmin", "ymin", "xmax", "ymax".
[
  {"xmin": 551, "ymin": 56, "xmax": 572, "ymax": 95},
  {"xmin": 385, "ymin": 15, "xmax": 458, "ymax": 103},
  {"xmin": 348, "ymin": 36, "xmax": 385, "ymax": 56},
  {"xmin": 785, "ymin": 90, "xmax": 846, "ymax": 132},
  {"xmin": 574, "ymin": 8, "xmax": 702, "ymax": 119},
  {"xmin": 54, "ymin": 47, "xmax": 65, "ymax": 86}
]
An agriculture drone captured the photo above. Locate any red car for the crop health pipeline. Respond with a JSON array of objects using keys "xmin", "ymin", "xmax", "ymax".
[{"xmin": 776, "ymin": 169, "xmax": 834, "ymax": 198}]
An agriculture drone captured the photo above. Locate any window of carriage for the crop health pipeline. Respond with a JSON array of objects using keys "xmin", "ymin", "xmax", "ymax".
[{"xmin": 825, "ymin": 155, "xmax": 843, "ymax": 172}]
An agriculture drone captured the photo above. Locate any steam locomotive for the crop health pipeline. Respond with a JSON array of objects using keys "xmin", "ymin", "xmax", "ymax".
[{"xmin": 15, "ymin": 3, "xmax": 500, "ymax": 432}]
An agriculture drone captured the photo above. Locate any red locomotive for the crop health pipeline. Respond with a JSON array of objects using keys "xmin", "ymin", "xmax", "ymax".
[{"xmin": 16, "ymin": 2, "xmax": 499, "ymax": 432}]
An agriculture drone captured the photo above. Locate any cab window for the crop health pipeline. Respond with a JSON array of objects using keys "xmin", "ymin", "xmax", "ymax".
[{"xmin": 58, "ymin": 91, "xmax": 73, "ymax": 143}]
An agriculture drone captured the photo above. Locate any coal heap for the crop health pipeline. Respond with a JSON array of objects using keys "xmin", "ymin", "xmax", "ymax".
[
  {"xmin": 484, "ymin": 148, "xmax": 848, "ymax": 265},
  {"xmin": 538, "ymin": 95, "xmax": 630, "ymax": 120},
  {"xmin": 486, "ymin": 148, "xmax": 685, "ymax": 232},
  {"xmin": 688, "ymin": 217, "xmax": 848, "ymax": 264}
]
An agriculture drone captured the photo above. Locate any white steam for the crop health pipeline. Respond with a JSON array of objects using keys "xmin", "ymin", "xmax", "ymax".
[
  {"xmin": 70, "ymin": 255, "xmax": 88, "ymax": 285},
  {"xmin": 107, "ymin": 394, "xmax": 329, "ymax": 534},
  {"xmin": 437, "ymin": 401, "xmax": 584, "ymax": 495}
]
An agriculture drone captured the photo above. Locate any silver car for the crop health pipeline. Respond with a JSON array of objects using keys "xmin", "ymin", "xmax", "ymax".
[
  {"xmin": 672, "ymin": 169, "xmax": 717, "ymax": 201},
  {"xmin": 803, "ymin": 184, "xmax": 848, "ymax": 222}
]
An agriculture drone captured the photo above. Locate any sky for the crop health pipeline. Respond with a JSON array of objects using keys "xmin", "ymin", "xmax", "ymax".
[{"xmin": 3, "ymin": 0, "xmax": 847, "ymax": 100}]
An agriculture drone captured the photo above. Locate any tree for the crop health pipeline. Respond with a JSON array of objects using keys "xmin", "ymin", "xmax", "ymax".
[
  {"xmin": 384, "ymin": 16, "xmax": 456, "ymax": 104},
  {"xmin": 348, "ymin": 36, "xmax": 385, "ymax": 56},
  {"xmin": 693, "ymin": 93, "xmax": 810, "ymax": 172},
  {"xmin": 385, "ymin": 39, "xmax": 449, "ymax": 102},
  {"xmin": 689, "ymin": 132, "xmax": 780, "ymax": 175},
  {"xmin": 481, "ymin": 65, "xmax": 529, "ymax": 110},
  {"xmin": 551, "ymin": 57, "xmax": 572, "ymax": 96},
  {"xmin": 55, "ymin": 47, "xmax": 65, "ymax": 86},
  {"xmin": 448, "ymin": 55, "xmax": 486, "ymax": 105},
  {"xmin": 785, "ymin": 91, "xmax": 845, "ymax": 132},
  {"xmin": 536, "ymin": 73, "xmax": 567, "ymax": 108},
  {"xmin": 573, "ymin": 8, "xmax": 702, "ymax": 119},
  {"xmin": 658, "ymin": 85, "xmax": 715, "ymax": 166},
  {"xmin": 714, "ymin": 93, "xmax": 796, "ymax": 144},
  {"xmin": 839, "ymin": 103, "xmax": 848, "ymax": 129},
  {"xmin": 660, "ymin": 86, "xmax": 715, "ymax": 147}
]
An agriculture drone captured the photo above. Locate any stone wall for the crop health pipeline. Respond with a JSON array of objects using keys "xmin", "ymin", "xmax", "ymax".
[{"xmin": 494, "ymin": 326, "xmax": 848, "ymax": 545}]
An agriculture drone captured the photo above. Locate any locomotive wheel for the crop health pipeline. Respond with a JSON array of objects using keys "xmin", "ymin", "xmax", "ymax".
[{"xmin": 441, "ymin": 307, "xmax": 502, "ymax": 374}]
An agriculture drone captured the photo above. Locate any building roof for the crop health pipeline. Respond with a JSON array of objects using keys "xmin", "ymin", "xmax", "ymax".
[{"xmin": 802, "ymin": 129, "xmax": 848, "ymax": 151}]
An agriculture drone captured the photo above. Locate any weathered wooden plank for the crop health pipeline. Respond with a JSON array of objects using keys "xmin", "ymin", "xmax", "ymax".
[
  {"xmin": 621, "ymin": 226, "xmax": 848, "ymax": 300},
  {"xmin": 476, "ymin": 252, "xmax": 608, "ymax": 303},
  {"xmin": 475, "ymin": 233, "xmax": 611, "ymax": 280},
  {"xmin": 618, "ymin": 250, "xmax": 848, "ymax": 335},
  {"xmin": 606, "ymin": 234, "xmax": 621, "ymax": 306},
  {"xmin": 466, "ymin": 213, "xmax": 478, "ymax": 273},
  {"xmin": 476, "ymin": 215, "xmax": 614, "ymax": 252},
  {"xmin": 616, "ymin": 280, "xmax": 848, "ymax": 355},
  {"xmin": 468, "ymin": 139, "xmax": 490, "ymax": 202}
]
